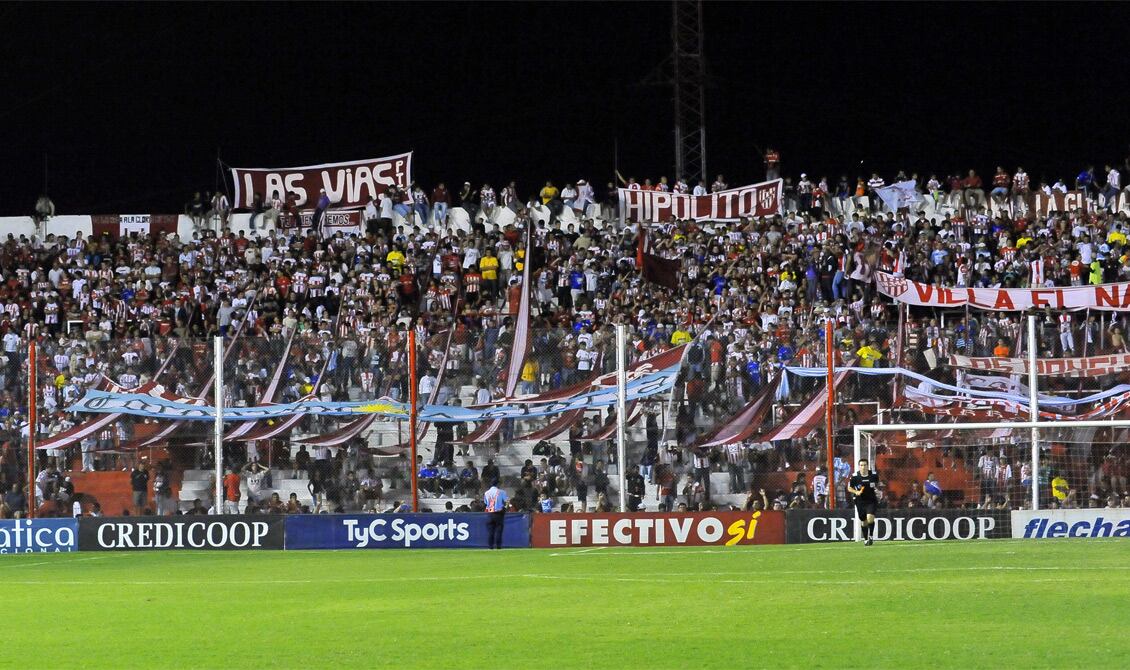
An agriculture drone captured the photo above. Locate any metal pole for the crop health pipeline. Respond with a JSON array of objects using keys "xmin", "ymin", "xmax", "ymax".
[
  {"xmin": 409, "ymin": 329, "xmax": 419, "ymax": 512},
  {"xmin": 27, "ymin": 340, "xmax": 36, "ymax": 519},
  {"xmin": 213, "ymin": 336, "xmax": 224, "ymax": 514},
  {"xmin": 615, "ymin": 324, "xmax": 628, "ymax": 512},
  {"xmin": 1027, "ymin": 315, "xmax": 1039, "ymax": 511},
  {"xmin": 825, "ymin": 319, "xmax": 835, "ymax": 509},
  {"xmin": 853, "ymin": 416, "xmax": 861, "ymax": 542}
]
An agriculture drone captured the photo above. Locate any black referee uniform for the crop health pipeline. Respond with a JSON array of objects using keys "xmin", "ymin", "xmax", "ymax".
[{"xmin": 849, "ymin": 469, "xmax": 880, "ymax": 543}]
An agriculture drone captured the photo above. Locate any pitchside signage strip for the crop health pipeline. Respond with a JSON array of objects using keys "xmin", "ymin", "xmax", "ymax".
[
  {"xmin": 1011, "ymin": 509, "xmax": 1130, "ymax": 539},
  {"xmin": 530, "ymin": 511, "xmax": 784, "ymax": 548},
  {"xmin": 786, "ymin": 509, "xmax": 1011, "ymax": 543},
  {"xmin": 0, "ymin": 519, "xmax": 78, "ymax": 553},
  {"xmin": 285, "ymin": 513, "xmax": 532, "ymax": 550},
  {"xmin": 617, "ymin": 179, "xmax": 782, "ymax": 224},
  {"xmin": 230, "ymin": 152, "xmax": 413, "ymax": 209},
  {"xmin": 78, "ymin": 516, "xmax": 285, "ymax": 551}
]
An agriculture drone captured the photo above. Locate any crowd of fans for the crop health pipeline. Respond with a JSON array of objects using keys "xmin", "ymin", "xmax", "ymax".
[{"xmin": 3, "ymin": 155, "xmax": 1130, "ymax": 519}]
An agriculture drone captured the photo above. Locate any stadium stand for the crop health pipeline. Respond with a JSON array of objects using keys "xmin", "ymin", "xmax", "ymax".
[{"xmin": 3, "ymin": 167, "xmax": 1130, "ymax": 520}]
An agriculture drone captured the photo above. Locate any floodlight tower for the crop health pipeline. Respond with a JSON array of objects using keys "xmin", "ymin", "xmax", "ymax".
[{"xmin": 671, "ymin": 0, "xmax": 707, "ymax": 185}]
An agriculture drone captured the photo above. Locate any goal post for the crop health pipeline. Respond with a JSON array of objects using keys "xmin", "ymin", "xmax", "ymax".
[{"xmin": 853, "ymin": 418, "xmax": 1130, "ymax": 541}]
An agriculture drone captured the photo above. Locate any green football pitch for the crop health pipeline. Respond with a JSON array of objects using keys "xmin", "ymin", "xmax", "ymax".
[{"xmin": 1, "ymin": 540, "xmax": 1126, "ymax": 669}]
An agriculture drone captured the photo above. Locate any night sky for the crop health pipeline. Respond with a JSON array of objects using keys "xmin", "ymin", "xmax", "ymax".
[{"xmin": 3, "ymin": 2, "xmax": 1128, "ymax": 215}]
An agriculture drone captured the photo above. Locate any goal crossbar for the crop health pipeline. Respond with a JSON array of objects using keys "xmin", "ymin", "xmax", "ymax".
[{"xmin": 854, "ymin": 418, "xmax": 1130, "ymax": 517}]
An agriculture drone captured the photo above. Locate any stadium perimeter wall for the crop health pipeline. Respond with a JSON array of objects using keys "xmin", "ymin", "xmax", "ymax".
[{"xmin": 0, "ymin": 510, "xmax": 1126, "ymax": 554}]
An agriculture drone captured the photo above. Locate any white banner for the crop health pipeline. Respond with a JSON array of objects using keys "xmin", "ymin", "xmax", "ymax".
[
  {"xmin": 877, "ymin": 272, "xmax": 1130, "ymax": 312},
  {"xmin": 875, "ymin": 180, "xmax": 922, "ymax": 212},
  {"xmin": 949, "ymin": 353, "xmax": 1130, "ymax": 378}
]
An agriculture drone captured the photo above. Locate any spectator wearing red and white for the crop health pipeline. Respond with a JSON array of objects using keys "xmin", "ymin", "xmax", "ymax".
[
  {"xmin": 962, "ymin": 169, "xmax": 986, "ymax": 208},
  {"xmin": 431, "ymin": 182, "xmax": 450, "ymax": 226},
  {"xmin": 1059, "ymin": 312, "xmax": 1075, "ymax": 354},
  {"xmin": 673, "ymin": 177, "xmax": 688, "ymax": 194},
  {"xmin": 1101, "ymin": 164, "xmax": 1121, "ymax": 211},
  {"xmin": 866, "ymin": 173, "xmax": 885, "ymax": 211},
  {"xmin": 990, "ymin": 166, "xmax": 1010, "ymax": 204},
  {"xmin": 764, "ymin": 148, "xmax": 780, "ymax": 181},
  {"xmin": 656, "ymin": 176, "xmax": 670, "ymax": 192},
  {"xmin": 711, "ymin": 174, "xmax": 727, "ymax": 193},
  {"xmin": 479, "ymin": 183, "xmax": 496, "ymax": 220},
  {"xmin": 570, "ymin": 180, "xmax": 592, "ymax": 214}
]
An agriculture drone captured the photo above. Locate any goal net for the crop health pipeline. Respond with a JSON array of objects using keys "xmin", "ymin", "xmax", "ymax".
[{"xmin": 855, "ymin": 421, "xmax": 1130, "ymax": 515}]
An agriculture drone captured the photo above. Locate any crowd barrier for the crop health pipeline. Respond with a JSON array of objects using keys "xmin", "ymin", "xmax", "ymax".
[{"xmin": 1, "ymin": 510, "xmax": 1125, "ymax": 554}]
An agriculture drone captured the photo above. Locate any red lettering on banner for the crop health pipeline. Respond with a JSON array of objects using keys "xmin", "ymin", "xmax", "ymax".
[
  {"xmin": 993, "ymin": 291, "xmax": 1015, "ymax": 310},
  {"xmin": 914, "ymin": 284, "xmax": 934, "ymax": 302},
  {"xmin": 1031, "ymin": 290, "xmax": 1053, "ymax": 308},
  {"xmin": 1095, "ymin": 286, "xmax": 1119, "ymax": 308}
]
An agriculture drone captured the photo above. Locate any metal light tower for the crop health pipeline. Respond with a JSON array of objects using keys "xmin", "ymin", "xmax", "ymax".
[{"xmin": 672, "ymin": 0, "xmax": 706, "ymax": 185}]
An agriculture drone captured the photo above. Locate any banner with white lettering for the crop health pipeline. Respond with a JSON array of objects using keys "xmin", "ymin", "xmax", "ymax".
[
  {"xmin": 949, "ymin": 353, "xmax": 1130, "ymax": 378},
  {"xmin": 1027, "ymin": 190, "xmax": 1090, "ymax": 216},
  {"xmin": 876, "ymin": 272, "xmax": 1130, "ymax": 312},
  {"xmin": 91, "ymin": 214, "xmax": 179, "ymax": 238},
  {"xmin": 618, "ymin": 179, "xmax": 782, "ymax": 224},
  {"xmin": 279, "ymin": 209, "xmax": 363, "ymax": 237},
  {"xmin": 531, "ymin": 511, "xmax": 784, "ymax": 547},
  {"xmin": 786, "ymin": 509, "xmax": 1011, "ymax": 543},
  {"xmin": 230, "ymin": 152, "xmax": 413, "ymax": 209},
  {"xmin": 78, "ymin": 516, "xmax": 285, "ymax": 550}
]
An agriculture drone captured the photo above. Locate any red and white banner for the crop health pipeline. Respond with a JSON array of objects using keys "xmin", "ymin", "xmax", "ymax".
[
  {"xmin": 949, "ymin": 353, "xmax": 1130, "ymax": 378},
  {"xmin": 230, "ymin": 152, "xmax": 413, "ymax": 209},
  {"xmin": 618, "ymin": 179, "xmax": 782, "ymax": 223},
  {"xmin": 877, "ymin": 272, "xmax": 1130, "ymax": 312},
  {"xmin": 1027, "ymin": 190, "xmax": 1089, "ymax": 216},
  {"xmin": 91, "ymin": 214, "xmax": 178, "ymax": 238},
  {"xmin": 531, "ymin": 511, "xmax": 784, "ymax": 547}
]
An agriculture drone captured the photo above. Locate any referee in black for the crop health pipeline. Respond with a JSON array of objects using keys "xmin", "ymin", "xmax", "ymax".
[{"xmin": 847, "ymin": 459, "xmax": 880, "ymax": 546}]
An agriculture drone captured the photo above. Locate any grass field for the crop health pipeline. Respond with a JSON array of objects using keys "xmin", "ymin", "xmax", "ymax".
[{"xmin": 1, "ymin": 539, "xmax": 1126, "ymax": 669}]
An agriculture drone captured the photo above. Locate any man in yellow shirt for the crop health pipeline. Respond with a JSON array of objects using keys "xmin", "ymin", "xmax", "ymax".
[
  {"xmin": 671, "ymin": 327, "xmax": 692, "ymax": 345},
  {"xmin": 1051, "ymin": 474, "xmax": 1069, "ymax": 505},
  {"xmin": 386, "ymin": 247, "xmax": 405, "ymax": 272},
  {"xmin": 540, "ymin": 181, "xmax": 559, "ymax": 205},
  {"xmin": 856, "ymin": 339, "xmax": 883, "ymax": 368},
  {"xmin": 520, "ymin": 360, "xmax": 539, "ymax": 395},
  {"xmin": 480, "ymin": 250, "xmax": 500, "ymax": 298}
]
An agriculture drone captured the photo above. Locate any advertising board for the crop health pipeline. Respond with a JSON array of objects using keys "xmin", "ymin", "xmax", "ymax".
[
  {"xmin": 1011, "ymin": 509, "xmax": 1130, "ymax": 538},
  {"xmin": 0, "ymin": 519, "xmax": 79, "ymax": 553},
  {"xmin": 79, "ymin": 516, "xmax": 285, "ymax": 550},
  {"xmin": 786, "ymin": 509, "xmax": 1011, "ymax": 543},
  {"xmin": 285, "ymin": 513, "xmax": 531, "ymax": 549},
  {"xmin": 530, "ymin": 511, "xmax": 784, "ymax": 548}
]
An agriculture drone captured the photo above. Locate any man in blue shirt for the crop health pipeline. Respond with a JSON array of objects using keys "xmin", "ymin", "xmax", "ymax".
[{"xmin": 483, "ymin": 481, "xmax": 509, "ymax": 549}]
